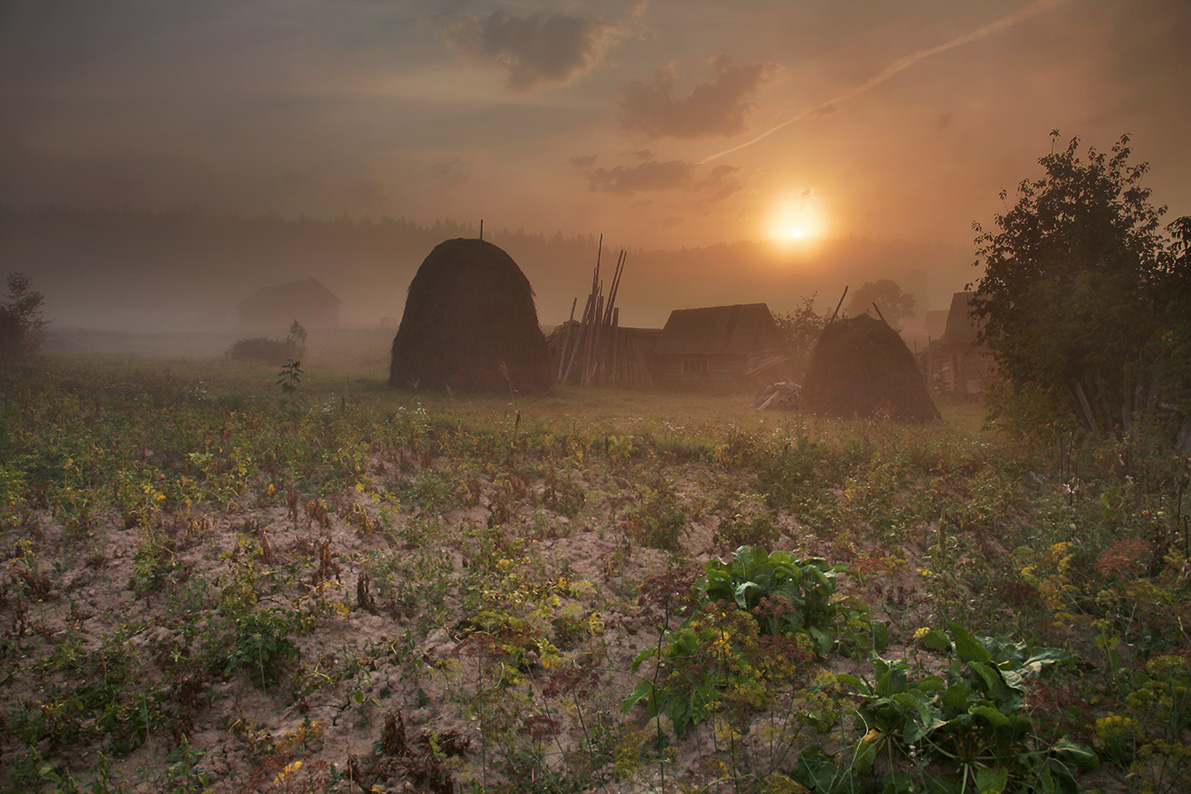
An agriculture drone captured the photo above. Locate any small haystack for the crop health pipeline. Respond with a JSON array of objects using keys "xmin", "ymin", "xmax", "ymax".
[
  {"xmin": 801, "ymin": 314, "xmax": 940, "ymax": 423},
  {"xmin": 389, "ymin": 238, "xmax": 552, "ymax": 394}
]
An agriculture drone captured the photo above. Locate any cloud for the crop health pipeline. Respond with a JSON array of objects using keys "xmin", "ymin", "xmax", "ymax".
[
  {"xmin": 700, "ymin": 0, "xmax": 1069, "ymax": 163},
  {"xmin": 428, "ymin": 157, "xmax": 472, "ymax": 184},
  {"xmin": 701, "ymin": 164, "xmax": 742, "ymax": 203},
  {"xmin": 445, "ymin": 10, "xmax": 620, "ymax": 91},
  {"xmin": 569, "ymin": 154, "xmax": 599, "ymax": 168},
  {"xmin": 581, "ymin": 159, "xmax": 744, "ymax": 201},
  {"xmin": 586, "ymin": 160, "xmax": 695, "ymax": 194},
  {"xmin": 619, "ymin": 54, "xmax": 777, "ymax": 139}
]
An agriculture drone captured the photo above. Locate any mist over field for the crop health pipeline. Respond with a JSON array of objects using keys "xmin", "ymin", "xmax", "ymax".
[{"xmin": 0, "ymin": 205, "xmax": 967, "ymax": 340}]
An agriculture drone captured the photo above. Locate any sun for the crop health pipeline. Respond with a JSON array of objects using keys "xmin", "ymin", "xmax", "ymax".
[{"xmin": 766, "ymin": 192, "xmax": 826, "ymax": 248}]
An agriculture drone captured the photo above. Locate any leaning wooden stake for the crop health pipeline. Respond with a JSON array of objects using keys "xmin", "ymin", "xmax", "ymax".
[
  {"xmin": 562, "ymin": 293, "xmax": 595, "ymax": 384},
  {"xmin": 557, "ymin": 297, "xmax": 578, "ymax": 380},
  {"xmin": 829, "ymin": 286, "xmax": 849, "ymax": 323}
]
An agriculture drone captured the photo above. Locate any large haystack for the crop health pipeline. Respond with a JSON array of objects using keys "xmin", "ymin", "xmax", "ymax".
[
  {"xmin": 801, "ymin": 314, "xmax": 940, "ymax": 423},
  {"xmin": 389, "ymin": 238, "xmax": 552, "ymax": 394}
]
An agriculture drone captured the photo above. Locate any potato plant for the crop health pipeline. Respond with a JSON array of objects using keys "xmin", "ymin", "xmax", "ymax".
[{"xmin": 0, "ymin": 355, "xmax": 1188, "ymax": 793}]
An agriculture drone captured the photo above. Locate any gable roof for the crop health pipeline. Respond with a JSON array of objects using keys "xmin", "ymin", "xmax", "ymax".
[
  {"xmin": 942, "ymin": 291, "xmax": 982, "ymax": 346},
  {"xmin": 238, "ymin": 279, "xmax": 340, "ymax": 311},
  {"xmin": 654, "ymin": 303, "xmax": 781, "ymax": 356}
]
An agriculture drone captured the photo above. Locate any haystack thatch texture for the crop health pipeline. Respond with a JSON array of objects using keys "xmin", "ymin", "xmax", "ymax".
[
  {"xmin": 801, "ymin": 314, "xmax": 940, "ymax": 423},
  {"xmin": 389, "ymin": 238, "xmax": 552, "ymax": 394}
]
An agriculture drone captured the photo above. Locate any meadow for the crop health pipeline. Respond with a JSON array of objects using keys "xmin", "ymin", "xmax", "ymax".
[{"xmin": 1, "ymin": 350, "xmax": 1189, "ymax": 794}]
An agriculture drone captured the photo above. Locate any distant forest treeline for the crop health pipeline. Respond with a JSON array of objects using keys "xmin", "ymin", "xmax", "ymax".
[{"xmin": 0, "ymin": 204, "xmax": 970, "ymax": 333}]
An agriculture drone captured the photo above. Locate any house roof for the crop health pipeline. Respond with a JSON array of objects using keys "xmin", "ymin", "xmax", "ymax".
[
  {"xmin": 654, "ymin": 303, "xmax": 781, "ymax": 356},
  {"xmin": 942, "ymin": 291, "xmax": 982, "ymax": 346},
  {"xmin": 237, "ymin": 279, "xmax": 341, "ymax": 311}
]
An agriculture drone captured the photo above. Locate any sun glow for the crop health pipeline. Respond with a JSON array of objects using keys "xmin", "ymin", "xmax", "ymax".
[{"xmin": 767, "ymin": 193, "xmax": 827, "ymax": 248}]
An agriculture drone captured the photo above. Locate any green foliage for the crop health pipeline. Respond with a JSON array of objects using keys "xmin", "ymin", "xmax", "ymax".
[
  {"xmin": 0, "ymin": 272, "xmax": 48, "ymax": 364},
  {"xmin": 229, "ymin": 336, "xmax": 301, "ymax": 365},
  {"xmin": 820, "ymin": 623, "xmax": 1095, "ymax": 794},
  {"xmin": 846, "ymin": 279, "xmax": 915, "ymax": 329},
  {"xmin": 621, "ymin": 480, "xmax": 687, "ymax": 551},
  {"xmin": 697, "ymin": 547, "xmax": 846, "ymax": 652},
  {"xmin": 209, "ymin": 607, "xmax": 306, "ymax": 688},
  {"xmin": 624, "ymin": 548, "xmax": 884, "ymax": 738},
  {"xmin": 275, "ymin": 358, "xmax": 307, "ymax": 416},
  {"xmin": 713, "ymin": 492, "xmax": 779, "ymax": 550},
  {"xmin": 972, "ymin": 132, "xmax": 1191, "ymax": 437},
  {"xmin": 773, "ymin": 294, "xmax": 829, "ymax": 371}
]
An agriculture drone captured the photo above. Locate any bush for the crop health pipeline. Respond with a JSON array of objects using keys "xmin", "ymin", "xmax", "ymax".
[{"xmin": 229, "ymin": 320, "xmax": 307, "ymax": 364}]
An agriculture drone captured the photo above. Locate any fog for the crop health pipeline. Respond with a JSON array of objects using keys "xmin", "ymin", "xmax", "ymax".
[
  {"xmin": 3, "ymin": 0, "xmax": 1188, "ymax": 353},
  {"xmin": 2, "ymin": 206, "xmax": 967, "ymax": 352}
]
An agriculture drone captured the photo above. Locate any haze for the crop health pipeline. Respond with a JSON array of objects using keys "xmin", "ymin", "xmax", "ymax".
[{"xmin": 2, "ymin": 0, "xmax": 1189, "ymax": 334}]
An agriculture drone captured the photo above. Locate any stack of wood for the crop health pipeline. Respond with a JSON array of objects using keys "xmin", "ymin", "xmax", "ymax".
[
  {"xmin": 557, "ymin": 236, "xmax": 650, "ymax": 387},
  {"xmin": 753, "ymin": 381, "xmax": 801, "ymax": 411}
]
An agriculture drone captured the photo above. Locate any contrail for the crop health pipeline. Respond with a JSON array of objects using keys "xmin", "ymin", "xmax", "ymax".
[{"xmin": 698, "ymin": 0, "xmax": 1068, "ymax": 165}]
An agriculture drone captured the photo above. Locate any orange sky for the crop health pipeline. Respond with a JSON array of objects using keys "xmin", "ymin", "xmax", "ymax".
[{"xmin": 2, "ymin": 0, "xmax": 1189, "ymax": 254}]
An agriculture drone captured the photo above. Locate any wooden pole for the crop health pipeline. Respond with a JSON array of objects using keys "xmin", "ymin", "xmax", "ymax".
[
  {"xmin": 604, "ymin": 250, "xmax": 626, "ymax": 325},
  {"xmin": 610, "ymin": 307, "xmax": 621, "ymax": 385},
  {"xmin": 585, "ymin": 292, "xmax": 605, "ymax": 386},
  {"xmin": 562, "ymin": 294, "xmax": 595, "ymax": 384},
  {"xmin": 557, "ymin": 297, "xmax": 578, "ymax": 379},
  {"xmin": 829, "ymin": 286, "xmax": 849, "ymax": 323}
]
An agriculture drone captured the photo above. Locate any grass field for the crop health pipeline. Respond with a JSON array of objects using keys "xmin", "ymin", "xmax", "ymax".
[{"xmin": 1, "ymin": 352, "xmax": 1188, "ymax": 793}]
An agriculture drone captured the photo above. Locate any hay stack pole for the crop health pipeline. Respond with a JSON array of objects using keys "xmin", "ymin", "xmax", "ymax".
[
  {"xmin": 558, "ymin": 237, "xmax": 630, "ymax": 387},
  {"xmin": 829, "ymin": 286, "xmax": 849, "ymax": 323},
  {"xmin": 562, "ymin": 236, "xmax": 603, "ymax": 385},
  {"xmin": 561, "ymin": 292, "xmax": 595, "ymax": 384},
  {"xmin": 557, "ymin": 297, "xmax": 578, "ymax": 380}
]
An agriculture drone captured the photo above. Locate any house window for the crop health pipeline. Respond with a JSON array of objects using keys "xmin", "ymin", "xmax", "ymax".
[{"xmin": 681, "ymin": 360, "xmax": 707, "ymax": 376}]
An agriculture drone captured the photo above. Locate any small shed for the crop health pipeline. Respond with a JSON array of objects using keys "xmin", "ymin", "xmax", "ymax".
[
  {"xmin": 237, "ymin": 279, "xmax": 340, "ymax": 331},
  {"xmin": 652, "ymin": 303, "xmax": 788, "ymax": 385}
]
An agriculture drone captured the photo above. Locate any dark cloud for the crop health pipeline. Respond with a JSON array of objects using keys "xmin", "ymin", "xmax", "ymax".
[
  {"xmin": 569, "ymin": 154, "xmax": 599, "ymax": 168},
  {"xmin": 583, "ymin": 159, "xmax": 744, "ymax": 201},
  {"xmin": 586, "ymin": 160, "xmax": 695, "ymax": 194},
  {"xmin": 627, "ymin": 148, "xmax": 656, "ymax": 160},
  {"xmin": 619, "ymin": 54, "xmax": 777, "ymax": 139},
  {"xmin": 446, "ymin": 11, "xmax": 619, "ymax": 91}
]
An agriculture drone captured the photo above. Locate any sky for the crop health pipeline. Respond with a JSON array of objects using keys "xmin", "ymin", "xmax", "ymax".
[{"xmin": 2, "ymin": 0, "xmax": 1190, "ymax": 254}]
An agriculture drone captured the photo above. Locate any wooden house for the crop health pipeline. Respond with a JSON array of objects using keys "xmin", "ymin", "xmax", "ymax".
[
  {"xmin": 924, "ymin": 291, "xmax": 997, "ymax": 394},
  {"xmin": 652, "ymin": 303, "xmax": 789, "ymax": 386},
  {"xmin": 237, "ymin": 278, "xmax": 341, "ymax": 331}
]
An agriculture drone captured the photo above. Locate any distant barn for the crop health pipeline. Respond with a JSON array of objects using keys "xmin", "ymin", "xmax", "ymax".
[
  {"xmin": 928, "ymin": 291, "xmax": 997, "ymax": 394},
  {"xmin": 237, "ymin": 279, "xmax": 340, "ymax": 331},
  {"xmin": 801, "ymin": 314, "xmax": 940, "ymax": 423},
  {"xmin": 651, "ymin": 303, "xmax": 789, "ymax": 386},
  {"xmin": 389, "ymin": 238, "xmax": 552, "ymax": 394}
]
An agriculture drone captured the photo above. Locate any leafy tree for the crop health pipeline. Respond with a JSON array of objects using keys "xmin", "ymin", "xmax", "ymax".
[
  {"xmin": 845, "ymin": 279, "xmax": 915, "ymax": 328},
  {"xmin": 971, "ymin": 133, "xmax": 1191, "ymax": 437},
  {"xmin": 0, "ymin": 272, "xmax": 48, "ymax": 364},
  {"xmin": 773, "ymin": 295, "xmax": 829, "ymax": 371}
]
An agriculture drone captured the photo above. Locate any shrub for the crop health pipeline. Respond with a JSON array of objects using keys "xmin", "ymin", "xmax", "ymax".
[{"xmin": 229, "ymin": 320, "xmax": 307, "ymax": 364}]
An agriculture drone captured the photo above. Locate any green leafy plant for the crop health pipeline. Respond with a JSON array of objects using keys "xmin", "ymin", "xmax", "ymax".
[
  {"xmin": 624, "ymin": 548, "xmax": 884, "ymax": 738},
  {"xmin": 276, "ymin": 358, "xmax": 307, "ymax": 416},
  {"xmin": 815, "ymin": 623, "xmax": 1097, "ymax": 794}
]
